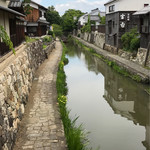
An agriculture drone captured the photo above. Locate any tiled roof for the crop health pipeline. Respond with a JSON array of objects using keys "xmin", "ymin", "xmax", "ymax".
[
  {"xmin": 38, "ymin": 19, "xmax": 49, "ymax": 24},
  {"xmin": 0, "ymin": 5, "xmax": 25, "ymax": 16},
  {"xmin": 9, "ymin": 1, "xmax": 22, "ymax": 8},
  {"xmin": 133, "ymin": 6, "xmax": 150, "ymax": 15}
]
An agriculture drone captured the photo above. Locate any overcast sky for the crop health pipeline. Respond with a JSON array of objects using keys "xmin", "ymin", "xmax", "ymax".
[{"xmin": 32, "ymin": 0, "xmax": 108, "ymax": 15}]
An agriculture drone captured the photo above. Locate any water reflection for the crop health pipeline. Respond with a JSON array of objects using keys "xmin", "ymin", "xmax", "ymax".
[{"xmin": 66, "ymin": 43, "xmax": 150, "ymax": 150}]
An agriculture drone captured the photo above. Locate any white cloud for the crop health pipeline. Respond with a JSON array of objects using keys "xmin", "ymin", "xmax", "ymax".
[{"xmin": 55, "ymin": 0, "xmax": 108, "ymax": 16}]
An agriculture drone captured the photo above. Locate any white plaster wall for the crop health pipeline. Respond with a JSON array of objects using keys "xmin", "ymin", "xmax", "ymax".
[
  {"xmin": 105, "ymin": 0, "xmax": 150, "ymax": 14},
  {"xmin": 0, "ymin": 10, "xmax": 10, "ymax": 37},
  {"xmin": 78, "ymin": 15, "xmax": 87, "ymax": 25},
  {"xmin": 0, "ymin": 0, "xmax": 7, "ymax": 7},
  {"xmin": 30, "ymin": 2, "xmax": 38, "ymax": 9},
  {"xmin": 39, "ymin": 8, "xmax": 46, "ymax": 20}
]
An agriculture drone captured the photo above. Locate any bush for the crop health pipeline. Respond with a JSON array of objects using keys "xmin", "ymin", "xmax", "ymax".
[
  {"xmin": 48, "ymin": 30, "xmax": 53, "ymax": 35},
  {"xmin": 121, "ymin": 27, "xmax": 140, "ymax": 52},
  {"xmin": 43, "ymin": 36, "xmax": 52, "ymax": 43},
  {"xmin": 77, "ymin": 34, "xmax": 80, "ymax": 37},
  {"xmin": 130, "ymin": 38, "xmax": 140, "ymax": 51}
]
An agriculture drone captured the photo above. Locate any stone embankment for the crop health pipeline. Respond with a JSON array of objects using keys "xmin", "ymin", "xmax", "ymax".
[
  {"xmin": 77, "ymin": 30, "xmax": 150, "ymax": 68},
  {"xmin": 74, "ymin": 36, "xmax": 150, "ymax": 83},
  {"xmin": 0, "ymin": 38, "xmax": 57, "ymax": 150}
]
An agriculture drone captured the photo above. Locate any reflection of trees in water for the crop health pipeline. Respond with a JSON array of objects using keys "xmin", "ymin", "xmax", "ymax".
[{"xmin": 66, "ymin": 41, "xmax": 150, "ymax": 150}]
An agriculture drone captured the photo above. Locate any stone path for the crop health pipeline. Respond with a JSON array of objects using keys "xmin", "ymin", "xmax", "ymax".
[{"xmin": 13, "ymin": 40, "xmax": 67, "ymax": 150}]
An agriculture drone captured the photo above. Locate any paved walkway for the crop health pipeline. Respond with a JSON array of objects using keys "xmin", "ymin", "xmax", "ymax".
[
  {"xmin": 74, "ymin": 36, "xmax": 150, "ymax": 82},
  {"xmin": 13, "ymin": 40, "xmax": 67, "ymax": 150}
]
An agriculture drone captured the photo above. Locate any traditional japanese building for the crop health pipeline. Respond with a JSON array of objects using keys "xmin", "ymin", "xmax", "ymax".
[
  {"xmin": 78, "ymin": 8, "xmax": 105, "ymax": 28},
  {"xmin": 25, "ymin": 1, "xmax": 49, "ymax": 36},
  {"xmin": 0, "ymin": 0, "xmax": 25, "ymax": 56},
  {"xmin": 104, "ymin": 0, "xmax": 150, "ymax": 48},
  {"xmin": 134, "ymin": 6, "xmax": 150, "ymax": 49}
]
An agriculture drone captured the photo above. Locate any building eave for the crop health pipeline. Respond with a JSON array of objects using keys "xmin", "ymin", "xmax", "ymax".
[
  {"xmin": 104, "ymin": 0, "xmax": 119, "ymax": 6},
  {"xmin": 0, "ymin": 6, "xmax": 25, "ymax": 17}
]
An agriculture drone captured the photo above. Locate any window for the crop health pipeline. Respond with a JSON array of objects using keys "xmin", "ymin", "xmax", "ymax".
[
  {"xmin": 108, "ymin": 20, "xmax": 112, "ymax": 34},
  {"xmin": 109, "ymin": 5, "xmax": 115, "ymax": 12},
  {"xmin": 113, "ymin": 21, "xmax": 115, "ymax": 28},
  {"xmin": 144, "ymin": 4, "xmax": 149, "ymax": 7},
  {"xmin": 39, "ymin": 11, "xmax": 42, "ymax": 17},
  {"xmin": 44, "ymin": 13, "xmax": 46, "ymax": 18}
]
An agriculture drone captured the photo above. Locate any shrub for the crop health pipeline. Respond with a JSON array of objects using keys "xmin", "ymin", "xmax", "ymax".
[
  {"xmin": 77, "ymin": 34, "xmax": 80, "ymax": 37},
  {"xmin": 48, "ymin": 30, "xmax": 53, "ymax": 35},
  {"xmin": 43, "ymin": 36, "xmax": 52, "ymax": 43},
  {"xmin": 121, "ymin": 27, "xmax": 140, "ymax": 52}
]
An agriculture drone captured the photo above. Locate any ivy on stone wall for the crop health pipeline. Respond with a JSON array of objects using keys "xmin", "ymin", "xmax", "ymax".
[{"xmin": 0, "ymin": 25, "xmax": 15, "ymax": 54}]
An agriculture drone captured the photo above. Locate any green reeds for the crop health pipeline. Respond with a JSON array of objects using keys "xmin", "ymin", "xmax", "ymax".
[{"xmin": 56, "ymin": 42, "xmax": 90, "ymax": 150}]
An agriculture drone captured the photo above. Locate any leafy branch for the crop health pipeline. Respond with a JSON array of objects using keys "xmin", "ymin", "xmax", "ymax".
[
  {"xmin": 0, "ymin": 25, "xmax": 15, "ymax": 54},
  {"xmin": 22, "ymin": 0, "xmax": 33, "ymax": 15}
]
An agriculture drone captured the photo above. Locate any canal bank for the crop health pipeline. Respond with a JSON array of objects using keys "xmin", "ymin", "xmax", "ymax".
[
  {"xmin": 73, "ymin": 36, "xmax": 150, "ymax": 83},
  {"xmin": 64, "ymin": 42, "xmax": 150, "ymax": 150}
]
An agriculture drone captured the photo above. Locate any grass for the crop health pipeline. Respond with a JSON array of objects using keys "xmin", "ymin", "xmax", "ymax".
[
  {"xmin": 145, "ymin": 88, "xmax": 150, "ymax": 95},
  {"xmin": 25, "ymin": 36, "xmax": 38, "ymax": 43},
  {"xmin": 43, "ymin": 44, "xmax": 47, "ymax": 49},
  {"xmin": 56, "ymin": 42, "xmax": 90, "ymax": 150},
  {"xmin": 73, "ymin": 38, "xmax": 143, "ymax": 83}
]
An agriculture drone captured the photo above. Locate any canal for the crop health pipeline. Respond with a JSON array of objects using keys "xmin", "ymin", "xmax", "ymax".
[{"xmin": 64, "ymin": 42, "xmax": 150, "ymax": 150}]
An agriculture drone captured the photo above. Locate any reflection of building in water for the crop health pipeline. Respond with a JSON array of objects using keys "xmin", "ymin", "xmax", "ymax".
[
  {"xmin": 73, "ymin": 44, "xmax": 150, "ymax": 149},
  {"xmin": 103, "ymin": 65, "xmax": 150, "ymax": 150}
]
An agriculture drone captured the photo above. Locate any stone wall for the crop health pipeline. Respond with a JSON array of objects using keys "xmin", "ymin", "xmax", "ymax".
[
  {"xmin": 0, "ymin": 39, "xmax": 55, "ymax": 150},
  {"xmin": 78, "ymin": 30, "xmax": 105, "ymax": 49},
  {"xmin": 76, "ymin": 30, "xmax": 150, "ymax": 68},
  {"xmin": 104, "ymin": 44, "xmax": 150, "ymax": 68}
]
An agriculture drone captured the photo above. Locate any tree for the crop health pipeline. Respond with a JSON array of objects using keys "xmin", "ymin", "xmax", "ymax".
[
  {"xmin": 52, "ymin": 24, "xmax": 63, "ymax": 37},
  {"xmin": 121, "ymin": 27, "xmax": 140, "ymax": 52},
  {"xmin": 46, "ymin": 6, "xmax": 62, "ymax": 25},
  {"xmin": 81, "ymin": 15, "xmax": 91, "ymax": 33},
  {"xmin": 62, "ymin": 9, "xmax": 84, "ymax": 33},
  {"xmin": 98, "ymin": 13, "xmax": 106, "ymax": 25},
  {"xmin": 22, "ymin": 0, "xmax": 33, "ymax": 16}
]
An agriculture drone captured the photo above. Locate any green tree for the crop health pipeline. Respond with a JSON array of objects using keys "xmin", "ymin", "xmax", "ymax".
[
  {"xmin": 46, "ymin": 6, "xmax": 62, "ymax": 25},
  {"xmin": 81, "ymin": 15, "xmax": 91, "ymax": 33},
  {"xmin": 98, "ymin": 13, "xmax": 106, "ymax": 24},
  {"xmin": 62, "ymin": 9, "xmax": 84, "ymax": 33},
  {"xmin": 22, "ymin": 0, "xmax": 33, "ymax": 16},
  {"xmin": 52, "ymin": 24, "xmax": 63, "ymax": 37},
  {"xmin": 121, "ymin": 27, "xmax": 140, "ymax": 52}
]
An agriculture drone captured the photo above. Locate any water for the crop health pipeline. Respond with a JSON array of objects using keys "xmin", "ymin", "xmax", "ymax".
[{"xmin": 64, "ymin": 43, "xmax": 150, "ymax": 150}]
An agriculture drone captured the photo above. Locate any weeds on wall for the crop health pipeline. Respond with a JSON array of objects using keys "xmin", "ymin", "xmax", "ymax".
[{"xmin": 73, "ymin": 38, "xmax": 142, "ymax": 83}]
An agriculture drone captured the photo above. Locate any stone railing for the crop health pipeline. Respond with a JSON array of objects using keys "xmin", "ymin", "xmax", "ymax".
[{"xmin": 0, "ymin": 39, "xmax": 55, "ymax": 150}]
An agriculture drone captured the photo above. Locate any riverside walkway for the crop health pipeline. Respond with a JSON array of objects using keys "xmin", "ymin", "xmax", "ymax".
[
  {"xmin": 13, "ymin": 40, "xmax": 67, "ymax": 150},
  {"xmin": 74, "ymin": 36, "xmax": 150, "ymax": 83}
]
